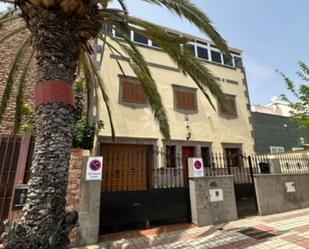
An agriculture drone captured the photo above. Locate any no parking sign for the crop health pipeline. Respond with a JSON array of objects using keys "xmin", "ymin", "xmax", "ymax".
[{"xmin": 86, "ymin": 157, "xmax": 103, "ymax": 181}]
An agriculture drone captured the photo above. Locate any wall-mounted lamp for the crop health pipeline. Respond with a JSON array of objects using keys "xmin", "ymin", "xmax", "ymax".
[{"xmin": 185, "ymin": 114, "xmax": 192, "ymax": 140}]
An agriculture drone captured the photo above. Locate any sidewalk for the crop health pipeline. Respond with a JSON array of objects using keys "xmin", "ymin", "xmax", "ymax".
[{"xmin": 79, "ymin": 208, "xmax": 309, "ymax": 249}]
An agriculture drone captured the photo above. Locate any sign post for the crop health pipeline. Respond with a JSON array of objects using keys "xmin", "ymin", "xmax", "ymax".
[
  {"xmin": 188, "ymin": 158, "xmax": 204, "ymax": 178},
  {"xmin": 86, "ymin": 157, "xmax": 103, "ymax": 181}
]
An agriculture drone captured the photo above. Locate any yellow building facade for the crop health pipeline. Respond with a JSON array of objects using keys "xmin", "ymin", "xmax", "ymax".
[{"xmin": 95, "ymin": 27, "xmax": 255, "ymax": 170}]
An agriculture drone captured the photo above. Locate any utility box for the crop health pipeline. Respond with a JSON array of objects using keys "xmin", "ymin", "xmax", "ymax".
[
  {"xmin": 285, "ymin": 182, "xmax": 296, "ymax": 193},
  {"xmin": 188, "ymin": 158, "xmax": 204, "ymax": 178},
  {"xmin": 209, "ymin": 189, "xmax": 224, "ymax": 202}
]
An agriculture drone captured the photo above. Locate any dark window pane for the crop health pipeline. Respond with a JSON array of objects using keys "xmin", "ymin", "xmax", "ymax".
[
  {"xmin": 166, "ymin": 146, "xmax": 176, "ymax": 168},
  {"xmin": 115, "ymin": 27, "xmax": 130, "ymax": 39},
  {"xmin": 201, "ymin": 147, "xmax": 211, "ymax": 167},
  {"xmin": 225, "ymin": 148, "xmax": 242, "ymax": 167},
  {"xmin": 234, "ymin": 56, "xmax": 243, "ymax": 68},
  {"xmin": 151, "ymin": 41, "xmax": 160, "ymax": 48},
  {"xmin": 223, "ymin": 56, "xmax": 233, "ymax": 66},
  {"xmin": 185, "ymin": 43, "xmax": 195, "ymax": 56},
  {"xmin": 103, "ymin": 24, "xmax": 113, "ymax": 34},
  {"xmin": 197, "ymin": 46, "xmax": 208, "ymax": 60},
  {"xmin": 133, "ymin": 32, "xmax": 148, "ymax": 44},
  {"xmin": 211, "ymin": 50, "xmax": 222, "ymax": 63},
  {"xmin": 196, "ymin": 40, "xmax": 208, "ymax": 46}
]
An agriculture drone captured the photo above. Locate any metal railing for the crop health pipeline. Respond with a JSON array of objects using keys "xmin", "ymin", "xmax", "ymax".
[{"xmin": 275, "ymin": 154, "xmax": 309, "ymax": 174}]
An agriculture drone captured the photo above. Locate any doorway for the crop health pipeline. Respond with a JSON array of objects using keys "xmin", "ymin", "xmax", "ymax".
[{"xmin": 182, "ymin": 146, "xmax": 195, "ymax": 186}]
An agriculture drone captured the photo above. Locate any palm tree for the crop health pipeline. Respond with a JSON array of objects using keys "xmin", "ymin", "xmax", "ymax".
[{"xmin": 0, "ymin": 1, "xmax": 230, "ymax": 248}]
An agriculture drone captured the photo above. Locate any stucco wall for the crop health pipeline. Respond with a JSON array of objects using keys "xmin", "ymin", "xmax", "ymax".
[
  {"xmin": 97, "ymin": 37, "xmax": 255, "ymax": 155},
  {"xmin": 254, "ymin": 174, "xmax": 309, "ymax": 215},
  {"xmin": 189, "ymin": 176, "xmax": 238, "ymax": 226}
]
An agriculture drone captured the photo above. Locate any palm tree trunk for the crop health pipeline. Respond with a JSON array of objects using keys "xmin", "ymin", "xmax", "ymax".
[{"xmin": 5, "ymin": 8, "xmax": 78, "ymax": 249}]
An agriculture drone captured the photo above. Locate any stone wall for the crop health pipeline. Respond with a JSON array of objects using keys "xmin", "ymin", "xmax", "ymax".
[
  {"xmin": 254, "ymin": 174, "xmax": 309, "ymax": 215},
  {"xmin": 66, "ymin": 149, "xmax": 85, "ymax": 247},
  {"xmin": 189, "ymin": 176, "xmax": 238, "ymax": 226}
]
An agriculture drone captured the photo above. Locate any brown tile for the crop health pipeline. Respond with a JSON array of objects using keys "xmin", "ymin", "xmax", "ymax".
[
  {"xmin": 282, "ymin": 235, "xmax": 305, "ymax": 243},
  {"xmin": 293, "ymin": 224, "xmax": 309, "ymax": 233}
]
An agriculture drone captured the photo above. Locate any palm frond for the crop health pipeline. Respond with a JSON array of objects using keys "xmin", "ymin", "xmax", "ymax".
[
  {"xmin": 0, "ymin": 34, "xmax": 32, "ymax": 123},
  {"xmin": 80, "ymin": 51, "xmax": 95, "ymax": 122},
  {"xmin": 109, "ymin": 31, "xmax": 170, "ymax": 139},
  {"xmin": 0, "ymin": 25, "xmax": 27, "ymax": 45},
  {"xmin": 141, "ymin": 0, "xmax": 230, "ymax": 56},
  {"xmin": 0, "ymin": 15, "xmax": 20, "ymax": 27},
  {"xmin": 14, "ymin": 49, "xmax": 35, "ymax": 133},
  {"xmin": 85, "ymin": 52, "xmax": 116, "ymax": 140}
]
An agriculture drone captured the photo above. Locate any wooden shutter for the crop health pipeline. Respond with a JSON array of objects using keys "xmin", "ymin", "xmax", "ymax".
[
  {"xmin": 121, "ymin": 79, "xmax": 146, "ymax": 104},
  {"xmin": 219, "ymin": 95, "xmax": 237, "ymax": 116},
  {"xmin": 134, "ymin": 84, "xmax": 146, "ymax": 104},
  {"xmin": 175, "ymin": 88, "xmax": 196, "ymax": 111},
  {"xmin": 184, "ymin": 91, "xmax": 196, "ymax": 110},
  {"xmin": 122, "ymin": 81, "xmax": 134, "ymax": 102}
]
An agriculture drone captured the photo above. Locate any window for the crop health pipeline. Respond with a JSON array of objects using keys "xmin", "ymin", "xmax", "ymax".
[
  {"xmin": 270, "ymin": 146, "xmax": 285, "ymax": 153},
  {"xmin": 234, "ymin": 56, "xmax": 243, "ymax": 68},
  {"xmin": 174, "ymin": 86, "xmax": 197, "ymax": 112},
  {"xmin": 120, "ymin": 78, "xmax": 146, "ymax": 105},
  {"xmin": 197, "ymin": 46, "xmax": 209, "ymax": 60},
  {"xmin": 225, "ymin": 148, "xmax": 242, "ymax": 167},
  {"xmin": 151, "ymin": 40, "xmax": 160, "ymax": 48},
  {"xmin": 115, "ymin": 27, "xmax": 130, "ymax": 39},
  {"xmin": 185, "ymin": 43, "xmax": 195, "ymax": 56},
  {"xmin": 166, "ymin": 145, "xmax": 176, "ymax": 168},
  {"xmin": 292, "ymin": 147, "xmax": 304, "ymax": 151},
  {"xmin": 218, "ymin": 95, "xmax": 237, "ymax": 116},
  {"xmin": 103, "ymin": 24, "xmax": 113, "ymax": 34},
  {"xmin": 211, "ymin": 50, "xmax": 222, "ymax": 64},
  {"xmin": 133, "ymin": 32, "xmax": 148, "ymax": 45},
  {"xmin": 201, "ymin": 147, "xmax": 211, "ymax": 167},
  {"xmin": 223, "ymin": 56, "xmax": 233, "ymax": 66}
]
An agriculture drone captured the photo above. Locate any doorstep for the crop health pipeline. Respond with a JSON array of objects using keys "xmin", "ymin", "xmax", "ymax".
[{"xmin": 98, "ymin": 223, "xmax": 196, "ymax": 242}]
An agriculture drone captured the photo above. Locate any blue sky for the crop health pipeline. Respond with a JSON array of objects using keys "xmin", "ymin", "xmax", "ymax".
[{"xmin": 1, "ymin": 0, "xmax": 308, "ymax": 105}]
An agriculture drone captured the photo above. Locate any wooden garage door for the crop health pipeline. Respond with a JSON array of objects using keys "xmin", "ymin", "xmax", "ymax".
[{"xmin": 101, "ymin": 144, "xmax": 152, "ymax": 192}]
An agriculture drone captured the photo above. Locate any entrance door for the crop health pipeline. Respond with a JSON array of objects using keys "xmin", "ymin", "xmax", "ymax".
[
  {"xmin": 225, "ymin": 148, "xmax": 241, "ymax": 168},
  {"xmin": 182, "ymin": 146, "xmax": 194, "ymax": 186},
  {"xmin": 101, "ymin": 144, "xmax": 149, "ymax": 192}
]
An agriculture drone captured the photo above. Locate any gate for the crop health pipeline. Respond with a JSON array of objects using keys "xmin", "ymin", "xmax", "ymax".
[
  {"xmin": 0, "ymin": 135, "xmax": 21, "ymax": 233},
  {"xmin": 99, "ymin": 144, "xmax": 191, "ymax": 234},
  {"xmin": 203, "ymin": 152, "xmax": 268, "ymax": 217},
  {"xmin": 0, "ymin": 134, "xmax": 34, "ymax": 234}
]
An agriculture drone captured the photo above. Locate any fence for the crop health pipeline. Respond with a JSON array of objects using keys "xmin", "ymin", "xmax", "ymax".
[
  {"xmin": 275, "ymin": 154, "xmax": 309, "ymax": 174},
  {"xmin": 0, "ymin": 134, "xmax": 34, "ymax": 235},
  {"xmin": 0, "ymin": 135, "xmax": 22, "ymax": 234}
]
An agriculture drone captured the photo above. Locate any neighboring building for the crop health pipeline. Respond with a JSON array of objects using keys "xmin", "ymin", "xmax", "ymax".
[
  {"xmin": 95, "ymin": 26, "xmax": 255, "ymax": 178},
  {"xmin": 251, "ymin": 96, "xmax": 292, "ymax": 117},
  {"xmin": 252, "ymin": 98, "xmax": 309, "ymax": 153}
]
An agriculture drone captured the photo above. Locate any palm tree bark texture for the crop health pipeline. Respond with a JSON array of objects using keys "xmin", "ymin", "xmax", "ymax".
[{"xmin": 3, "ymin": 8, "xmax": 79, "ymax": 249}]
